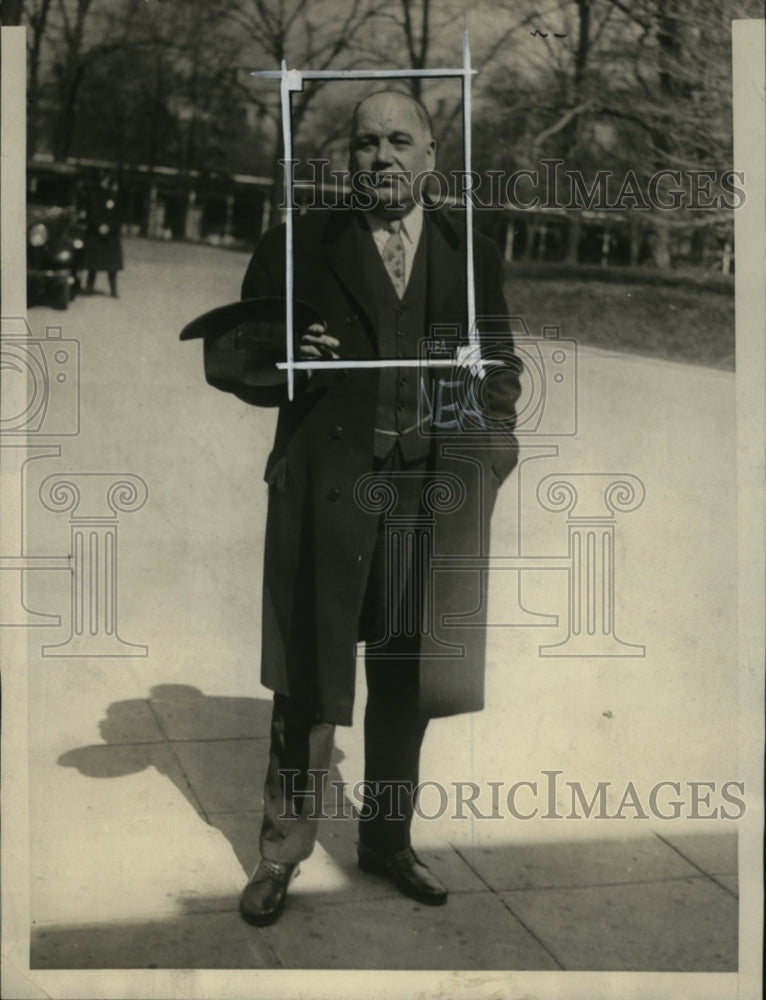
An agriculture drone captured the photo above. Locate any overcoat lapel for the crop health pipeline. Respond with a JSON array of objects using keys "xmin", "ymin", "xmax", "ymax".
[
  {"xmin": 322, "ymin": 212, "xmax": 380, "ymax": 346},
  {"xmin": 425, "ymin": 210, "xmax": 468, "ymax": 336}
]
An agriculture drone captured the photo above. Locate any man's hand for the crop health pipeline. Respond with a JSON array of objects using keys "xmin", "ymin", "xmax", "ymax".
[{"xmin": 299, "ymin": 323, "xmax": 340, "ymax": 360}]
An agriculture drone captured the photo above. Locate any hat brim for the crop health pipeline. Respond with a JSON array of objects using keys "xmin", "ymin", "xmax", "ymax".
[
  {"xmin": 179, "ymin": 296, "xmax": 323, "ymax": 342},
  {"xmin": 181, "ymin": 297, "xmax": 325, "ymax": 389}
]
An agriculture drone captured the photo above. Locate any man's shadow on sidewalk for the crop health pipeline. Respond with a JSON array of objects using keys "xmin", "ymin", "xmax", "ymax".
[
  {"xmin": 57, "ymin": 683, "xmax": 357, "ymax": 877},
  {"xmin": 49, "ymin": 684, "xmax": 739, "ymax": 973}
]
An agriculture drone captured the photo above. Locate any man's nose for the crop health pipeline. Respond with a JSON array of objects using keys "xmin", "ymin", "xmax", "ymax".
[{"xmin": 374, "ymin": 139, "xmax": 394, "ymax": 167}]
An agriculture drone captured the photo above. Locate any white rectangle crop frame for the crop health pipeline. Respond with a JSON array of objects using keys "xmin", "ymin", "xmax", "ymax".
[{"xmin": 253, "ymin": 32, "xmax": 478, "ymax": 399}]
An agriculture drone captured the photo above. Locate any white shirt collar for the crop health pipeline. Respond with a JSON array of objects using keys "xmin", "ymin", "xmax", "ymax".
[{"xmin": 367, "ymin": 204, "xmax": 424, "ymax": 247}]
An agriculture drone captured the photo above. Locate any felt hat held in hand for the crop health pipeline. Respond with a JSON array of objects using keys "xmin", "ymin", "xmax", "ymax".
[{"xmin": 180, "ymin": 297, "xmax": 325, "ymax": 388}]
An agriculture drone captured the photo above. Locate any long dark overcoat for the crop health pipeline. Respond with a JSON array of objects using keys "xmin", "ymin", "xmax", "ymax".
[
  {"xmin": 81, "ymin": 187, "xmax": 124, "ymax": 272},
  {"xmin": 221, "ymin": 206, "xmax": 520, "ymax": 726}
]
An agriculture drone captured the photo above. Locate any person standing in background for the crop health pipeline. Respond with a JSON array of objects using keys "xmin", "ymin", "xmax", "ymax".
[{"xmin": 82, "ymin": 171, "xmax": 123, "ymax": 297}]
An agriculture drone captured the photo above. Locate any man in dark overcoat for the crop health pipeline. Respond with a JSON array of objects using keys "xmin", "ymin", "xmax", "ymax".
[
  {"xmin": 219, "ymin": 91, "xmax": 520, "ymax": 924},
  {"xmin": 81, "ymin": 171, "xmax": 123, "ymax": 297}
]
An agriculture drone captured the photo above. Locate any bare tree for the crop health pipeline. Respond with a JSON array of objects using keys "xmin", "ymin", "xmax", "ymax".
[
  {"xmin": 474, "ymin": 0, "xmax": 756, "ymax": 267},
  {"xmin": 365, "ymin": 1, "xmax": 566, "ymax": 161},
  {"xmin": 371, "ymin": 0, "xmax": 433, "ymax": 100},
  {"xmin": 22, "ymin": 0, "xmax": 54, "ymax": 156},
  {"xmin": 597, "ymin": 0, "xmax": 760, "ymax": 265},
  {"xmin": 225, "ymin": 0, "xmax": 385, "ymax": 204},
  {"xmin": 19, "ymin": 0, "xmax": 755, "ymax": 265},
  {"xmin": 49, "ymin": 0, "xmax": 93, "ymax": 159},
  {"xmin": 42, "ymin": 0, "xmax": 157, "ymax": 160}
]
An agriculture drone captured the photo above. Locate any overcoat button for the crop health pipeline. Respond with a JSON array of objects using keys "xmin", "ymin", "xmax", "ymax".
[
  {"xmin": 330, "ymin": 425, "xmax": 343, "ymax": 438},
  {"xmin": 327, "ymin": 488, "xmax": 340, "ymax": 501}
]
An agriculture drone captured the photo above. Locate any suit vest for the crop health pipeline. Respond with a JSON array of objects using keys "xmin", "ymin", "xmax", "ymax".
[{"xmin": 360, "ymin": 225, "xmax": 432, "ymax": 462}]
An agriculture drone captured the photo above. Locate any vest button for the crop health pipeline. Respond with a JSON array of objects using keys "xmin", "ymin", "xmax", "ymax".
[
  {"xmin": 399, "ymin": 377, "xmax": 407, "ymax": 388},
  {"xmin": 397, "ymin": 402, "xmax": 405, "ymax": 411},
  {"xmin": 330, "ymin": 425, "xmax": 343, "ymax": 438},
  {"xmin": 327, "ymin": 488, "xmax": 340, "ymax": 501}
]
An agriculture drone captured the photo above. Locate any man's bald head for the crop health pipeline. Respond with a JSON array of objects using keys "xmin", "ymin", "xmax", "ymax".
[{"xmin": 350, "ymin": 90, "xmax": 434, "ymax": 142}]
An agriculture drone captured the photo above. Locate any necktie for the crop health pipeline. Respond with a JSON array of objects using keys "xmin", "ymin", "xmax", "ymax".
[{"xmin": 381, "ymin": 221, "xmax": 406, "ymax": 298}]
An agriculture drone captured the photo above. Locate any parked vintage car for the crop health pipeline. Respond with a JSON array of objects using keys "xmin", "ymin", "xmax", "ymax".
[{"xmin": 26, "ymin": 161, "xmax": 85, "ymax": 309}]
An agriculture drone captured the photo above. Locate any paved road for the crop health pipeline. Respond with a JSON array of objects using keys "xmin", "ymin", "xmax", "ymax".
[{"xmin": 8, "ymin": 236, "xmax": 742, "ymax": 993}]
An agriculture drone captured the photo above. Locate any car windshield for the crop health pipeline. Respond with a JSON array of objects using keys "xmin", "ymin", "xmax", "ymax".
[{"xmin": 27, "ymin": 172, "xmax": 78, "ymax": 207}]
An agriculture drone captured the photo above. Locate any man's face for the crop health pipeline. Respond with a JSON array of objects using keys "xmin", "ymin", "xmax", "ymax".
[{"xmin": 349, "ymin": 92, "xmax": 436, "ymax": 216}]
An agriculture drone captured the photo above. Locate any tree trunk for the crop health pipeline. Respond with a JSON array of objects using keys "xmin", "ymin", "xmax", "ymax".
[
  {"xmin": 26, "ymin": 0, "xmax": 53, "ymax": 156},
  {"xmin": 400, "ymin": 0, "xmax": 429, "ymax": 100},
  {"xmin": 52, "ymin": 64, "xmax": 84, "ymax": 160},
  {"xmin": 51, "ymin": 0, "xmax": 92, "ymax": 161}
]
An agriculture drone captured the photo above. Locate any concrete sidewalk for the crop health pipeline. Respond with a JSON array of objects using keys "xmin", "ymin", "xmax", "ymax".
[
  {"xmin": 18, "ymin": 238, "xmax": 741, "ymax": 977},
  {"xmin": 28, "ymin": 676, "xmax": 738, "ymax": 971}
]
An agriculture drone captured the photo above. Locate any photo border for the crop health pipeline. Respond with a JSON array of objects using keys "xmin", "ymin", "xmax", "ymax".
[{"xmin": 1, "ymin": 14, "xmax": 763, "ymax": 1000}]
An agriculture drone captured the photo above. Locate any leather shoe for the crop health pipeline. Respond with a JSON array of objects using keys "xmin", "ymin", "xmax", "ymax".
[
  {"xmin": 239, "ymin": 858, "xmax": 299, "ymax": 926},
  {"xmin": 358, "ymin": 843, "xmax": 448, "ymax": 905}
]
